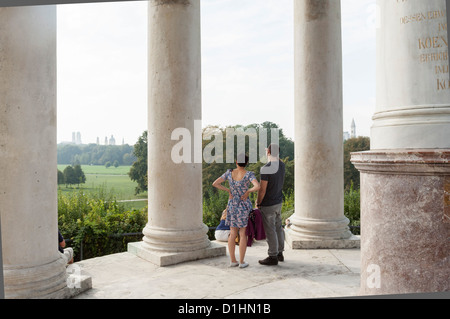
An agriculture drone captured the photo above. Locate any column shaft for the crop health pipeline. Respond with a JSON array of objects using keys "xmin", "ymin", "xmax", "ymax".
[
  {"xmin": 372, "ymin": 0, "xmax": 450, "ymax": 149},
  {"xmin": 0, "ymin": 6, "xmax": 67, "ymax": 298},
  {"xmin": 287, "ymin": 0, "xmax": 356, "ymax": 249}
]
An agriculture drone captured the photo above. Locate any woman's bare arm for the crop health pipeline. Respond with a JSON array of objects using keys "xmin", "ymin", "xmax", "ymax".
[
  {"xmin": 212, "ymin": 177, "xmax": 232, "ymax": 198},
  {"xmin": 241, "ymin": 179, "xmax": 260, "ymax": 200}
]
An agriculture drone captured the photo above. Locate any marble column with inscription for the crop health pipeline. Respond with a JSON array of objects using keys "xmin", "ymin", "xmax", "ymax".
[
  {"xmin": 285, "ymin": 0, "xmax": 359, "ymax": 249},
  {"xmin": 447, "ymin": 0, "xmax": 450, "ymax": 76},
  {"xmin": 372, "ymin": 0, "xmax": 449, "ymax": 149},
  {"xmin": 128, "ymin": 0, "xmax": 225, "ymax": 266},
  {"xmin": 352, "ymin": 0, "xmax": 450, "ymax": 295}
]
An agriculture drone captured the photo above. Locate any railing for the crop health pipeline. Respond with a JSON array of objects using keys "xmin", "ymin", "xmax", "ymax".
[{"xmin": 65, "ymin": 232, "xmax": 144, "ymax": 261}]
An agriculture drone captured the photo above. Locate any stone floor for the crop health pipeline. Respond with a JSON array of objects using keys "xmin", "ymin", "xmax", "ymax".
[{"xmin": 73, "ymin": 239, "xmax": 361, "ymax": 299}]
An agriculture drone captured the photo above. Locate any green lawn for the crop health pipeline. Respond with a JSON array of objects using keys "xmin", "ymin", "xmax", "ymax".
[{"xmin": 58, "ymin": 165, "xmax": 148, "ymax": 210}]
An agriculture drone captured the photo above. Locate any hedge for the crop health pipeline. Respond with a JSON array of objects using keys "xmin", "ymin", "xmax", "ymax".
[{"xmin": 58, "ymin": 188, "xmax": 147, "ymax": 261}]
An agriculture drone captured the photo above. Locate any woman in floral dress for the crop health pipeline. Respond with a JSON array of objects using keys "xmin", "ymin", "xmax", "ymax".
[{"xmin": 212, "ymin": 154, "xmax": 260, "ymax": 268}]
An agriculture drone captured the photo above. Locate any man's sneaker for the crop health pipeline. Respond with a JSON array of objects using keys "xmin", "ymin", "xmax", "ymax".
[
  {"xmin": 258, "ymin": 256, "xmax": 278, "ymax": 266},
  {"xmin": 277, "ymin": 252, "xmax": 284, "ymax": 262}
]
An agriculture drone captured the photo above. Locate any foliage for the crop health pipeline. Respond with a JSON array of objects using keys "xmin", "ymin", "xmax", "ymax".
[
  {"xmin": 73, "ymin": 165, "xmax": 86, "ymax": 184},
  {"xmin": 203, "ymin": 188, "xmax": 230, "ymax": 229},
  {"xmin": 344, "ymin": 137, "xmax": 370, "ymax": 190},
  {"xmin": 128, "ymin": 131, "xmax": 148, "ymax": 195},
  {"xmin": 280, "ymin": 187, "xmax": 361, "ymax": 235},
  {"xmin": 58, "ymin": 188, "xmax": 147, "ymax": 261},
  {"xmin": 129, "ymin": 124, "xmax": 295, "ymax": 198},
  {"xmin": 57, "ymin": 143, "xmax": 136, "ymax": 166},
  {"xmin": 60, "ymin": 164, "xmax": 86, "ymax": 187},
  {"xmin": 280, "ymin": 191, "xmax": 295, "ymax": 224},
  {"xmin": 344, "ymin": 182, "xmax": 361, "ymax": 235},
  {"xmin": 57, "ymin": 169, "xmax": 65, "ymax": 185}
]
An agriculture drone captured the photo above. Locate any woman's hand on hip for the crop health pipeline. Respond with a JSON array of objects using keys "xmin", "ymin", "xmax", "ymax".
[{"xmin": 240, "ymin": 191, "xmax": 249, "ymax": 201}]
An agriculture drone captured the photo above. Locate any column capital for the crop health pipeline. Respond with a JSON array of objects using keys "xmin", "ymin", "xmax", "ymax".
[
  {"xmin": 150, "ymin": 0, "xmax": 192, "ymax": 6},
  {"xmin": 351, "ymin": 149, "xmax": 450, "ymax": 176}
]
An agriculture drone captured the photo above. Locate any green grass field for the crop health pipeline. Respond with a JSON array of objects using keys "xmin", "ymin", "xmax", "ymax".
[{"xmin": 57, "ymin": 165, "xmax": 148, "ymax": 210}]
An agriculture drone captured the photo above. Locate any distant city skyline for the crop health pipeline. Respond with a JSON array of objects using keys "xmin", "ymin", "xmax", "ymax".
[
  {"xmin": 64, "ymin": 117, "xmax": 359, "ymax": 146},
  {"xmin": 61, "ymin": 131, "xmax": 125, "ymax": 145}
]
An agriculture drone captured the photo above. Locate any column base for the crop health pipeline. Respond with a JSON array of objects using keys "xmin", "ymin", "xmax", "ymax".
[
  {"xmin": 128, "ymin": 241, "xmax": 226, "ymax": 267},
  {"xmin": 3, "ymin": 257, "xmax": 66, "ymax": 299},
  {"xmin": 285, "ymin": 216, "xmax": 358, "ymax": 249},
  {"xmin": 352, "ymin": 149, "xmax": 450, "ymax": 295},
  {"xmin": 3, "ymin": 257, "xmax": 92, "ymax": 299},
  {"xmin": 64, "ymin": 273, "xmax": 92, "ymax": 299},
  {"xmin": 285, "ymin": 228, "xmax": 360, "ymax": 249}
]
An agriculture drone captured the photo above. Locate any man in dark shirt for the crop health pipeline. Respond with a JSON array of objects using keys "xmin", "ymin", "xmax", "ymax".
[{"xmin": 256, "ymin": 144, "xmax": 285, "ymax": 266}]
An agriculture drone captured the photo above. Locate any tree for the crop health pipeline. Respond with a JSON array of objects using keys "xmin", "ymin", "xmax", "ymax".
[
  {"xmin": 129, "ymin": 124, "xmax": 295, "ymax": 198},
  {"xmin": 63, "ymin": 166, "xmax": 77, "ymax": 187},
  {"xmin": 122, "ymin": 153, "xmax": 134, "ymax": 166},
  {"xmin": 129, "ymin": 131, "xmax": 148, "ymax": 195},
  {"xmin": 57, "ymin": 169, "xmax": 65, "ymax": 185},
  {"xmin": 62, "ymin": 165, "xmax": 86, "ymax": 187},
  {"xmin": 343, "ymin": 136, "xmax": 370, "ymax": 190},
  {"xmin": 57, "ymin": 144, "xmax": 82, "ymax": 164},
  {"xmin": 57, "ymin": 143, "xmax": 135, "ymax": 166},
  {"xmin": 73, "ymin": 164, "xmax": 86, "ymax": 185}
]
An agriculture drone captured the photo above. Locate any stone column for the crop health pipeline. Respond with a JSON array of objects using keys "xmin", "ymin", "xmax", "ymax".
[
  {"xmin": 371, "ymin": 0, "xmax": 450, "ymax": 149},
  {"xmin": 128, "ymin": 0, "xmax": 225, "ymax": 266},
  {"xmin": 352, "ymin": 0, "xmax": 450, "ymax": 295},
  {"xmin": 447, "ymin": 0, "xmax": 450, "ymax": 78},
  {"xmin": 0, "ymin": 215, "xmax": 4, "ymax": 299},
  {"xmin": 0, "ymin": 6, "xmax": 67, "ymax": 298},
  {"xmin": 286, "ymin": 0, "xmax": 358, "ymax": 249}
]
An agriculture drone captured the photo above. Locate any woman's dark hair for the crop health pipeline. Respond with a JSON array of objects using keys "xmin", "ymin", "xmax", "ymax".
[{"xmin": 236, "ymin": 153, "xmax": 249, "ymax": 167}]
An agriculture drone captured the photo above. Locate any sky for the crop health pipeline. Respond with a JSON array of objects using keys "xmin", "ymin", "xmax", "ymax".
[{"xmin": 56, "ymin": 0, "xmax": 377, "ymax": 145}]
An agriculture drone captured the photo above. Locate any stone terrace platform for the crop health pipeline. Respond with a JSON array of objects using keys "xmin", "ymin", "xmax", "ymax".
[{"xmin": 73, "ymin": 240, "xmax": 361, "ymax": 299}]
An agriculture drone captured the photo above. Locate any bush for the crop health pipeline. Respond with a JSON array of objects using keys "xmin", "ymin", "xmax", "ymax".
[
  {"xmin": 274, "ymin": 188, "xmax": 361, "ymax": 235},
  {"xmin": 59, "ymin": 184, "xmax": 361, "ymax": 262},
  {"xmin": 281, "ymin": 191, "xmax": 294, "ymax": 225},
  {"xmin": 58, "ymin": 187, "xmax": 147, "ymax": 261},
  {"xmin": 344, "ymin": 182, "xmax": 361, "ymax": 235},
  {"xmin": 203, "ymin": 188, "xmax": 230, "ymax": 228}
]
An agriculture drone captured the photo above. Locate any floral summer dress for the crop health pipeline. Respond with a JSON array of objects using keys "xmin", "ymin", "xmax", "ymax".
[{"xmin": 221, "ymin": 169, "xmax": 256, "ymax": 228}]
